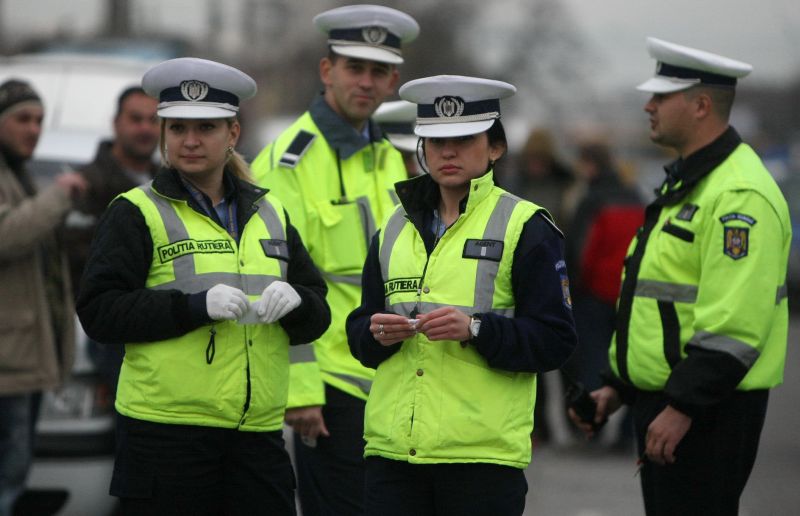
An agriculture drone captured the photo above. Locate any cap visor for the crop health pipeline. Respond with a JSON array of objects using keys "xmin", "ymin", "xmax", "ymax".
[
  {"xmin": 414, "ymin": 119, "xmax": 494, "ymax": 139},
  {"xmin": 636, "ymin": 76, "xmax": 697, "ymax": 94},
  {"xmin": 386, "ymin": 133, "xmax": 418, "ymax": 153},
  {"xmin": 157, "ymin": 105, "xmax": 238, "ymax": 119},
  {"xmin": 330, "ymin": 44, "xmax": 403, "ymax": 65}
]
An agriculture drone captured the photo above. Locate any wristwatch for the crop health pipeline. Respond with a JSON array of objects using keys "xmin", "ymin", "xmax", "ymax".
[{"xmin": 469, "ymin": 314, "xmax": 482, "ymax": 339}]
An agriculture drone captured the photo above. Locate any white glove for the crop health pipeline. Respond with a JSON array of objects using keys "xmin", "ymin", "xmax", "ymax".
[
  {"xmin": 255, "ymin": 281, "xmax": 301, "ymax": 323},
  {"xmin": 206, "ymin": 284, "xmax": 248, "ymax": 321}
]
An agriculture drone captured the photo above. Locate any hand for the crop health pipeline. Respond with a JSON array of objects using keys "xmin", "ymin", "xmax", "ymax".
[
  {"xmin": 568, "ymin": 385, "xmax": 622, "ymax": 439},
  {"xmin": 416, "ymin": 307, "xmax": 471, "ymax": 342},
  {"xmin": 285, "ymin": 406, "xmax": 330, "ymax": 444},
  {"xmin": 370, "ymin": 313, "xmax": 417, "ymax": 346},
  {"xmin": 645, "ymin": 405, "xmax": 692, "ymax": 465},
  {"xmin": 254, "ymin": 281, "xmax": 301, "ymax": 323},
  {"xmin": 55, "ymin": 171, "xmax": 89, "ymax": 200},
  {"xmin": 206, "ymin": 284, "xmax": 248, "ymax": 321}
]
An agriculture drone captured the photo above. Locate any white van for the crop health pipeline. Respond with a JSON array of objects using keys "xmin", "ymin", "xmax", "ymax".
[{"xmin": 0, "ymin": 52, "xmax": 159, "ymax": 516}]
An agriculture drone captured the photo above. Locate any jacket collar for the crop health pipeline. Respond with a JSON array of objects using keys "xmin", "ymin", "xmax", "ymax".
[
  {"xmin": 92, "ymin": 140, "xmax": 158, "ymax": 176},
  {"xmin": 656, "ymin": 126, "xmax": 742, "ymax": 205},
  {"xmin": 308, "ymin": 93, "xmax": 385, "ymax": 160},
  {"xmin": 394, "ymin": 170, "xmax": 497, "ymax": 226},
  {"xmin": 150, "ymin": 167, "xmax": 269, "ymax": 225}
]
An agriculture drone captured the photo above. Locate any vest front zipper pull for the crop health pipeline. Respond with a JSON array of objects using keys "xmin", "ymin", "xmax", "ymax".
[{"xmin": 206, "ymin": 326, "xmax": 217, "ymax": 364}]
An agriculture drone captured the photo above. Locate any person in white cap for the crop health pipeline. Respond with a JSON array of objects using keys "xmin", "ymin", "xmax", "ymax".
[
  {"xmin": 250, "ymin": 5, "xmax": 419, "ymax": 514},
  {"xmin": 76, "ymin": 57, "xmax": 331, "ymax": 515},
  {"xmin": 346, "ymin": 75, "xmax": 577, "ymax": 515},
  {"xmin": 373, "ymin": 100, "xmax": 420, "ymax": 176},
  {"xmin": 570, "ymin": 38, "xmax": 791, "ymax": 516}
]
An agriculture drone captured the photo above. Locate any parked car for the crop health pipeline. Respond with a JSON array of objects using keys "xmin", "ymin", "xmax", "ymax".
[{"xmin": 0, "ymin": 52, "xmax": 161, "ymax": 516}]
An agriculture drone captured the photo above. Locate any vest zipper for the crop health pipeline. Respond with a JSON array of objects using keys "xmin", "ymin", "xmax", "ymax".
[
  {"xmin": 206, "ymin": 325, "xmax": 216, "ymax": 364},
  {"xmin": 239, "ymin": 334, "xmax": 253, "ymax": 427}
]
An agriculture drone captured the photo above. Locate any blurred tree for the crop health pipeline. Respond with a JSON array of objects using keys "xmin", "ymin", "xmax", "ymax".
[{"xmin": 105, "ymin": 0, "xmax": 131, "ymax": 37}]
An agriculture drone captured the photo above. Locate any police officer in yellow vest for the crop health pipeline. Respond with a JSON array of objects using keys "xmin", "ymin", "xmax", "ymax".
[
  {"xmin": 250, "ymin": 5, "xmax": 419, "ymax": 514},
  {"xmin": 346, "ymin": 76, "xmax": 578, "ymax": 515},
  {"xmin": 77, "ymin": 58, "xmax": 330, "ymax": 515},
  {"xmin": 570, "ymin": 39, "xmax": 791, "ymax": 516}
]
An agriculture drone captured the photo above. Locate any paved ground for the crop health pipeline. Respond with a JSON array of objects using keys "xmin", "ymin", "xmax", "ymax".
[{"xmin": 522, "ymin": 315, "xmax": 800, "ymax": 516}]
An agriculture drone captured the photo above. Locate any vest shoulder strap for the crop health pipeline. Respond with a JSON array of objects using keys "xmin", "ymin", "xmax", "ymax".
[
  {"xmin": 278, "ymin": 130, "xmax": 316, "ymax": 169},
  {"xmin": 536, "ymin": 209, "xmax": 564, "ymax": 238}
]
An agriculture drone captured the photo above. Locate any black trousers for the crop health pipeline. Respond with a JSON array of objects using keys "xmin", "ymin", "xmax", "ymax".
[
  {"xmin": 112, "ymin": 415, "xmax": 296, "ymax": 516},
  {"xmin": 293, "ymin": 384, "xmax": 366, "ymax": 516},
  {"xmin": 633, "ymin": 390, "xmax": 769, "ymax": 516},
  {"xmin": 364, "ymin": 456, "xmax": 528, "ymax": 516}
]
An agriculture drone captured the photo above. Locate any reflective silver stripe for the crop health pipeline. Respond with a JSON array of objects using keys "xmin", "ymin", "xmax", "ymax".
[
  {"xmin": 355, "ymin": 196, "xmax": 377, "ymax": 249},
  {"xmin": 151, "ymin": 273, "xmax": 281, "ymax": 295},
  {"xmin": 289, "ymin": 344, "xmax": 316, "ymax": 364},
  {"xmin": 387, "ymin": 189, "xmax": 400, "ymax": 205},
  {"xmin": 142, "ymin": 186, "xmax": 288, "ymax": 294},
  {"xmin": 635, "ymin": 280, "xmax": 698, "ymax": 303},
  {"xmin": 689, "ymin": 331, "xmax": 760, "ymax": 368},
  {"xmin": 388, "ymin": 301, "xmax": 514, "ymax": 318},
  {"xmin": 143, "ymin": 186, "xmax": 195, "ymax": 279},
  {"xmin": 323, "ymin": 272, "xmax": 362, "ymax": 286},
  {"xmin": 473, "ymin": 194, "xmax": 518, "ymax": 313},
  {"xmin": 328, "ymin": 372, "xmax": 372, "ymax": 395},
  {"xmin": 380, "ymin": 208, "xmax": 409, "ymax": 284},
  {"xmin": 254, "ymin": 197, "xmax": 288, "ymax": 280},
  {"xmin": 777, "ymin": 283, "xmax": 788, "ymax": 304}
]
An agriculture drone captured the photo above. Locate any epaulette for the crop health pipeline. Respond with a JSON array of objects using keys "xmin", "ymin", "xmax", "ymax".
[{"xmin": 278, "ymin": 130, "xmax": 316, "ymax": 168}]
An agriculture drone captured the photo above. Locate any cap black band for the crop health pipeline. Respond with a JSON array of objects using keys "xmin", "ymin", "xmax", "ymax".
[
  {"xmin": 159, "ymin": 84, "xmax": 239, "ymax": 106},
  {"xmin": 657, "ymin": 62, "xmax": 737, "ymax": 88},
  {"xmin": 418, "ymin": 98, "xmax": 501, "ymax": 119},
  {"xmin": 329, "ymin": 28, "xmax": 401, "ymax": 49}
]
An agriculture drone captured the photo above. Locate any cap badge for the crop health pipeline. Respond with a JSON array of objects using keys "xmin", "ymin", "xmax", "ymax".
[
  {"xmin": 434, "ymin": 96, "xmax": 465, "ymax": 118},
  {"xmin": 180, "ymin": 80, "xmax": 210, "ymax": 102},
  {"xmin": 362, "ymin": 26, "xmax": 388, "ymax": 46}
]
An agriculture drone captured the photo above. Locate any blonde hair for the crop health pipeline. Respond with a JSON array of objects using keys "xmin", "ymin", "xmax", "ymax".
[{"xmin": 159, "ymin": 118, "xmax": 252, "ymax": 181}]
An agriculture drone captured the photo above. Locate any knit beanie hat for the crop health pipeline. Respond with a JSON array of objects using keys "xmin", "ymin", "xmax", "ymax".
[{"xmin": 0, "ymin": 79, "xmax": 42, "ymax": 120}]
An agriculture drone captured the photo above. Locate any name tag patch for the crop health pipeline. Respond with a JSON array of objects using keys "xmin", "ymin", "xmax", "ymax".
[
  {"xmin": 260, "ymin": 239, "xmax": 290, "ymax": 261},
  {"xmin": 462, "ymin": 239, "xmax": 504, "ymax": 262},
  {"xmin": 158, "ymin": 239, "xmax": 234, "ymax": 264},
  {"xmin": 384, "ymin": 277, "xmax": 421, "ymax": 296},
  {"xmin": 723, "ymin": 227, "xmax": 749, "ymax": 260}
]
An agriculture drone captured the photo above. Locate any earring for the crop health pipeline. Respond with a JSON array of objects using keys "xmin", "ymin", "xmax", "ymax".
[
  {"xmin": 489, "ymin": 159, "xmax": 496, "ymax": 168},
  {"xmin": 226, "ymin": 146, "xmax": 234, "ymax": 155}
]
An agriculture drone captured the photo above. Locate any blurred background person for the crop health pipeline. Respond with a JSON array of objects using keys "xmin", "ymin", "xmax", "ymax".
[
  {"xmin": 507, "ymin": 127, "xmax": 576, "ymax": 445},
  {"xmin": 77, "ymin": 58, "xmax": 330, "ymax": 515},
  {"xmin": 63, "ymin": 85, "xmax": 159, "ymax": 400},
  {"xmin": 0, "ymin": 79, "xmax": 88, "ymax": 516},
  {"xmin": 508, "ymin": 127, "xmax": 574, "ymax": 226},
  {"xmin": 373, "ymin": 99, "xmax": 420, "ymax": 177},
  {"xmin": 250, "ymin": 5, "xmax": 419, "ymax": 515},
  {"xmin": 562, "ymin": 140, "xmax": 644, "ymax": 450}
]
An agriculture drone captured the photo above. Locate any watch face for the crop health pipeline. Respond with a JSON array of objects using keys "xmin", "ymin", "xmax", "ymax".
[{"xmin": 470, "ymin": 317, "xmax": 481, "ymax": 338}]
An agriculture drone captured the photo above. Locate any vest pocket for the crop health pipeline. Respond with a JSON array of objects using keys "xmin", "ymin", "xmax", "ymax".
[
  {"xmin": 315, "ymin": 201, "xmax": 369, "ymax": 274},
  {"xmin": 436, "ymin": 351, "xmax": 531, "ymax": 452},
  {"xmin": 0, "ymin": 310, "xmax": 38, "ymax": 370},
  {"xmin": 657, "ymin": 301, "xmax": 682, "ymax": 368}
]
